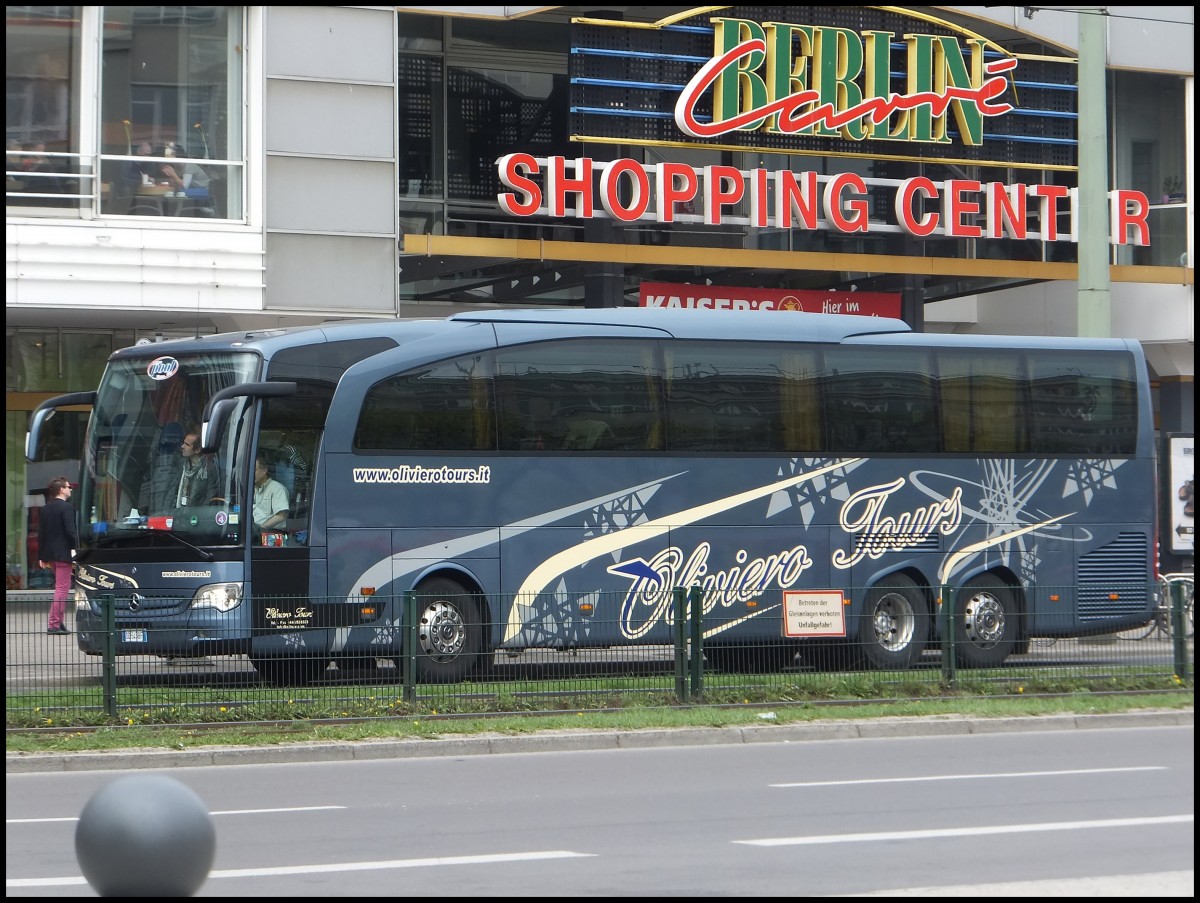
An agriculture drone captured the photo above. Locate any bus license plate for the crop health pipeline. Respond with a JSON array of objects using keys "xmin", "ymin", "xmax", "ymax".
[{"xmin": 122, "ymin": 629, "xmax": 147, "ymax": 643}]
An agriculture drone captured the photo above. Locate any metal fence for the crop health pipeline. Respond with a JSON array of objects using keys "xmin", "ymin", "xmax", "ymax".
[{"xmin": 6, "ymin": 580, "xmax": 1192, "ymax": 728}]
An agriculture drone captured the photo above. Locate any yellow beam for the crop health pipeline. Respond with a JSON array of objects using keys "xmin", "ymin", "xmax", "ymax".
[{"xmin": 401, "ymin": 235, "xmax": 1194, "ymax": 286}]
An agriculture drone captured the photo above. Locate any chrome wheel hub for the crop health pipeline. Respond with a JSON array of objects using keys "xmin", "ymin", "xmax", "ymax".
[
  {"xmin": 420, "ymin": 601, "xmax": 466, "ymax": 661},
  {"xmin": 964, "ymin": 593, "xmax": 1005, "ymax": 646}
]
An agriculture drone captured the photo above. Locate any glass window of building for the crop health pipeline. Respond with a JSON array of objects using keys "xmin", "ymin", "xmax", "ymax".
[
  {"xmin": 98, "ymin": 6, "xmax": 243, "ymax": 219},
  {"xmin": 6, "ymin": 6, "xmax": 244, "ymax": 219},
  {"xmin": 1113, "ymin": 70, "xmax": 1188, "ymax": 268},
  {"xmin": 5, "ymin": 6, "xmax": 83, "ymax": 209}
]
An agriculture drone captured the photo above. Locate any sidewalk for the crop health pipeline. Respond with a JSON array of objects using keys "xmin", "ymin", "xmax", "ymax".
[
  {"xmin": 6, "ymin": 590, "xmax": 54, "ymax": 602},
  {"xmin": 6, "ymin": 708, "xmax": 1193, "ymax": 773},
  {"xmin": 5, "ymin": 595, "xmax": 244, "ymax": 688}
]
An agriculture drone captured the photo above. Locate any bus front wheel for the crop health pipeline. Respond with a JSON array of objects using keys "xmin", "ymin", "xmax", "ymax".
[
  {"xmin": 954, "ymin": 574, "xmax": 1017, "ymax": 668},
  {"xmin": 409, "ymin": 577, "xmax": 483, "ymax": 683},
  {"xmin": 860, "ymin": 575, "xmax": 928, "ymax": 670}
]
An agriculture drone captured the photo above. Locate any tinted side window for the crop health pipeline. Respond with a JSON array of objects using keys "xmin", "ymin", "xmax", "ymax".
[
  {"xmin": 664, "ymin": 342, "xmax": 822, "ymax": 453},
  {"xmin": 1028, "ymin": 352, "xmax": 1138, "ymax": 455},
  {"xmin": 355, "ymin": 353, "xmax": 494, "ymax": 451},
  {"xmin": 824, "ymin": 348, "xmax": 938, "ymax": 453},
  {"xmin": 494, "ymin": 340, "xmax": 661, "ymax": 452},
  {"xmin": 938, "ymin": 351, "xmax": 1029, "ymax": 454}
]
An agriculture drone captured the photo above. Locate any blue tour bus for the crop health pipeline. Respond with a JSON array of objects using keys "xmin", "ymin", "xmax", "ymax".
[{"xmin": 26, "ymin": 308, "xmax": 1157, "ymax": 684}]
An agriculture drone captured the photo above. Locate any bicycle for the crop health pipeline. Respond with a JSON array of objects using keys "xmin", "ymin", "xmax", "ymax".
[{"xmin": 1116, "ymin": 572, "xmax": 1194, "ymax": 640}]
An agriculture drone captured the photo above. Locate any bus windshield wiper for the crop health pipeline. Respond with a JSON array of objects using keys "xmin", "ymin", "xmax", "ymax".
[
  {"xmin": 148, "ymin": 528, "xmax": 214, "ymax": 561},
  {"xmin": 79, "ymin": 531, "xmax": 144, "ymax": 557}
]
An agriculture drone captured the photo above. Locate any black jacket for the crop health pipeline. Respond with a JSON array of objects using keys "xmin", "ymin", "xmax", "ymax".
[
  {"xmin": 139, "ymin": 455, "xmax": 218, "ymax": 512},
  {"xmin": 39, "ymin": 496, "xmax": 79, "ymax": 563}
]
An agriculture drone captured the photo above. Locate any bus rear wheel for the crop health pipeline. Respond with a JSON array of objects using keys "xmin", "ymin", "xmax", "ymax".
[
  {"xmin": 408, "ymin": 576, "xmax": 483, "ymax": 683},
  {"xmin": 860, "ymin": 575, "xmax": 928, "ymax": 670},
  {"xmin": 954, "ymin": 574, "xmax": 1017, "ymax": 668}
]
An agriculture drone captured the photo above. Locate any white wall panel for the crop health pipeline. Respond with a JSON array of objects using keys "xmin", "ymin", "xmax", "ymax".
[
  {"xmin": 266, "ymin": 80, "xmax": 395, "ymax": 158},
  {"xmin": 265, "ymin": 157, "xmax": 395, "ymax": 234},
  {"xmin": 265, "ymin": 6, "xmax": 397, "ymax": 83},
  {"xmin": 265, "ymin": 233, "xmax": 397, "ymax": 314},
  {"xmin": 6, "ymin": 220, "xmax": 265, "ymax": 314}
]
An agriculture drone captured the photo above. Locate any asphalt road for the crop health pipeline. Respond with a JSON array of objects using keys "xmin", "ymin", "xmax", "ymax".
[{"xmin": 6, "ymin": 720, "xmax": 1194, "ymax": 897}]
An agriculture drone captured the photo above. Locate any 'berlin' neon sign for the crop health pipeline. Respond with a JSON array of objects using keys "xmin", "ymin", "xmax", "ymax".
[{"xmin": 675, "ymin": 17, "xmax": 1016, "ymax": 146}]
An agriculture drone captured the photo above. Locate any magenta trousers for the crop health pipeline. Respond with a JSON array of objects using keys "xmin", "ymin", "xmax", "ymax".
[{"xmin": 47, "ymin": 561, "xmax": 73, "ymax": 630}]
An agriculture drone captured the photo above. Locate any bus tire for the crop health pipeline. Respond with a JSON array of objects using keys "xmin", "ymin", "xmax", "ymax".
[
  {"xmin": 860, "ymin": 575, "xmax": 928, "ymax": 670},
  {"xmin": 410, "ymin": 576, "xmax": 483, "ymax": 683},
  {"xmin": 251, "ymin": 655, "xmax": 328, "ymax": 687},
  {"xmin": 954, "ymin": 574, "xmax": 1017, "ymax": 668}
]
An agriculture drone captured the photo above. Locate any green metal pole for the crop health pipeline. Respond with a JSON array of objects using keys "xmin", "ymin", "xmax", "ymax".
[
  {"xmin": 689, "ymin": 586, "xmax": 704, "ymax": 699},
  {"xmin": 1169, "ymin": 580, "xmax": 1189, "ymax": 681},
  {"xmin": 1076, "ymin": 7, "xmax": 1111, "ymax": 338},
  {"xmin": 403, "ymin": 591, "xmax": 417, "ymax": 703},
  {"xmin": 673, "ymin": 586, "xmax": 688, "ymax": 702},
  {"xmin": 101, "ymin": 592, "xmax": 117, "ymax": 718},
  {"xmin": 940, "ymin": 584, "xmax": 957, "ymax": 686}
]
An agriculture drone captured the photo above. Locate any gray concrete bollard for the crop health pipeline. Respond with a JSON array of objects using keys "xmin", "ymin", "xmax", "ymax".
[{"xmin": 74, "ymin": 774, "xmax": 216, "ymax": 896}]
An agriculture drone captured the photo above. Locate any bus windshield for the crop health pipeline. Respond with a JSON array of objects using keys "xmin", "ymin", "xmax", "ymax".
[{"xmin": 78, "ymin": 350, "xmax": 261, "ymax": 549}]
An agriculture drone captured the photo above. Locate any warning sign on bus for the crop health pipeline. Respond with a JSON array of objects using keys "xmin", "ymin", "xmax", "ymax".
[{"xmin": 783, "ymin": 590, "xmax": 848, "ymax": 637}]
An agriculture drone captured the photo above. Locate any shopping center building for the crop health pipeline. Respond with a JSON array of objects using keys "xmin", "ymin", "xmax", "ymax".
[{"xmin": 5, "ymin": 5, "xmax": 1194, "ymax": 586}]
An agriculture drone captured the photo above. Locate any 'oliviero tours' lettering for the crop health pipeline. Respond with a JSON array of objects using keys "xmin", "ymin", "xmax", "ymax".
[
  {"xmin": 265, "ymin": 606, "xmax": 314, "ymax": 629},
  {"xmin": 353, "ymin": 465, "xmax": 491, "ymax": 485},
  {"xmin": 76, "ymin": 567, "xmax": 117, "ymax": 590},
  {"xmin": 833, "ymin": 480, "xmax": 964, "ymax": 569},
  {"xmin": 609, "ymin": 542, "xmax": 814, "ymax": 639}
]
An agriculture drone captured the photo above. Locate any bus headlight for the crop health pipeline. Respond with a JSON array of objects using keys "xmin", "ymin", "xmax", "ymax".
[
  {"xmin": 190, "ymin": 582, "xmax": 243, "ymax": 612},
  {"xmin": 74, "ymin": 587, "xmax": 91, "ymax": 613}
]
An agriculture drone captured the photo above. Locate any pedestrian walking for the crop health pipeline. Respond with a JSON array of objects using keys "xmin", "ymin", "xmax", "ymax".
[{"xmin": 38, "ymin": 475, "xmax": 79, "ymax": 634}]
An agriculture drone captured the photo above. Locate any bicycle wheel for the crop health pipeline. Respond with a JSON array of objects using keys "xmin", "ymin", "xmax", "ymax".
[
  {"xmin": 1115, "ymin": 609, "xmax": 1159, "ymax": 640},
  {"xmin": 1174, "ymin": 579, "xmax": 1194, "ymax": 639},
  {"xmin": 1160, "ymin": 575, "xmax": 1194, "ymax": 640}
]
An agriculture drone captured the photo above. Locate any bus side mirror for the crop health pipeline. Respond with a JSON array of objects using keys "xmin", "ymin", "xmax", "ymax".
[
  {"xmin": 26, "ymin": 391, "xmax": 96, "ymax": 463},
  {"xmin": 199, "ymin": 381, "xmax": 297, "ymax": 453},
  {"xmin": 200, "ymin": 399, "xmax": 237, "ymax": 453}
]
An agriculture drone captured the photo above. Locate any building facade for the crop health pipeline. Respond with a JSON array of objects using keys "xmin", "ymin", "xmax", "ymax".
[{"xmin": 5, "ymin": 5, "xmax": 1195, "ymax": 587}]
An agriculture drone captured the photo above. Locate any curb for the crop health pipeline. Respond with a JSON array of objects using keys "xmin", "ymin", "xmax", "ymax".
[{"xmin": 6, "ymin": 708, "xmax": 1192, "ymax": 774}]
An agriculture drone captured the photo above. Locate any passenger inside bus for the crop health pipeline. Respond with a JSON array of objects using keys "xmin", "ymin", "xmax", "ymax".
[{"xmin": 252, "ymin": 453, "xmax": 290, "ymax": 535}]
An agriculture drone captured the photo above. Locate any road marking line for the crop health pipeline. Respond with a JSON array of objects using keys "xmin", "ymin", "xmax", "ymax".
[
  {"xmin": 211, "ymin": 850, "xmax": 595, "ymax": 878},
  {"xmin": 211, "ymin": 805, "xmax": 347, "ymax": 816},
  {"xmin": 735, "ymin": 814, "xmax": 1194, "ymax": 847},
  {"xmin": 6, "ymin": 850, "xmax": 596, "ymax": 887},
  {"xmin": 6, "ymin": 804, "xmax": 346, "ymax": 824},
  {"xmin": 770, "ymin": 766, "xmax": 1166, "ymax": 788}
]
